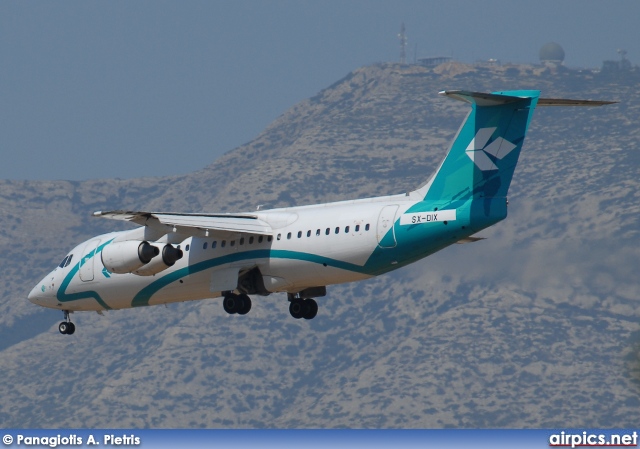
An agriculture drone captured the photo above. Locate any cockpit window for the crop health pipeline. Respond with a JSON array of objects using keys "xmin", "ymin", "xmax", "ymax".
[{"xmin": 59, "ymin": 255, "xmax": 73, "ymax": 268}]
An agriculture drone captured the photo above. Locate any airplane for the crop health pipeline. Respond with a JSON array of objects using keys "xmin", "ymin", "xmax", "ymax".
[{"xmin": 27, "ymin": 90, "xmax": 614, "ymax": 334}]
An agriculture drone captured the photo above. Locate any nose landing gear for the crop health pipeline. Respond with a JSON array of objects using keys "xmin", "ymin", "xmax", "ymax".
[{"xmin": 59, "ymin": 310, "xmax": 76, "ymax": 335}]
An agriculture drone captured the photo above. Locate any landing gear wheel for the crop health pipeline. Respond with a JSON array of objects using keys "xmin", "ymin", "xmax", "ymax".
[
  {"xmin": 288, "ymin": 294, "xmax": 320, "ymax": 320},
  {"xmin": 59, "ymin": 322, "xmax": 70, "ymax": 334},
  {"xmin": 223, "ymin": 294, "xmax": 239, "ymax": 314},
  {"xmin": 237, "ymin": 294, "xmax": 252, "ymax": 315},
  {"xmin": 59, "ymin": 310, "xmax": 76, "ymax": 335},
  {"xmin": 303, "ymin": 298, "xmax": 318, "ymax": 320},
  {"xmin": 289, "ymin": 298, "xmax": 305, "ymax": 319}
]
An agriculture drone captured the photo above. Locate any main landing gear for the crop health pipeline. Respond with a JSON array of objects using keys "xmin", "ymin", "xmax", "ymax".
[
  {"xmin": 58, "ymin": 310, "xmax": 76, "ymax": 335},
  {"xmin": 288, "ymin": 294, "xmax": 318, "ymax": 320},
  {"xmin": 221, "ymin": 292, "xmax": 319, "ymax": 320},
  {"xmin": 223, "ymin": 292, "xmax": 252, "ymax": 315}
]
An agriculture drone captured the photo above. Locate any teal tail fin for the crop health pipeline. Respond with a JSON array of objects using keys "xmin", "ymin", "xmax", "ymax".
[{"xmin": 413, "ymin": 90, "xmax": 540, "ymax": 202}]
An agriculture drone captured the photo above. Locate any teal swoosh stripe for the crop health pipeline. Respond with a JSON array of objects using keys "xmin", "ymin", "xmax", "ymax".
[
  {"xmin": 273, "ymin": 250, "xmax": 368, "ymax": 273},
  {"xmin": 57, "ymin": 239, "xmax": 114, "ymax": 310},
  {"xmin": 131, "ymin": 249, "xmax": 369, "ymax": 308}
]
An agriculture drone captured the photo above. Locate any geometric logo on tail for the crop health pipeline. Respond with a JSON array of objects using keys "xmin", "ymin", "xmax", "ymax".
[{"xmin": 465, "ymin": 127, "xmax": 517, "ymax": 171}]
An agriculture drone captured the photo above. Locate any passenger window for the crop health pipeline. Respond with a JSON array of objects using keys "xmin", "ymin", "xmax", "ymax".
[
  {"xmin": 307, "ymin": 230, "xmax": 311, "ymax": 237},
  {"xmin": 297, "ymin": 231, "xmax": 302, "ymax": 238},
  {"xmin": 325, "ymin": 228, "xmax": 330, "ymax": 235},
  {"xmin": 221, "ymin": 240, "xmax": 226, "ymax": 248},
  {"xmin": 249, "ymin": 236, "xmax": 254, "ymax": 244},
  {"xmin": 355, "ymin": 225, "xmax": 360, "ymax": 232},
  {"xmin": 230, "ymin": 240, "xmax": 235, "ymax": 247},
  {"xmin": 185, "ymin": 244, "xmax": 190, "ymax": 251},
  {"xmin": 203, "ymin": 242, "xmax": 208, "ymax": 250},
  {"xmin": 335, "ymin": 227, "xmax": 339, "ymax": 234},
  {"xmin": 258, "ymin": 236, "xmax": 264, "ymax": 243},
  {"xmin": 277, "ymin": 234, "xmax": 281, "ymax": 241},
  {"xmin": 212, "ymin": 241, "xmax": 217, "ymax": 249},
  {"xmin": 345, "ymin": 226, "xmax": 350, "ymax": 233},
  {"xmin": 268, "ymin": 236, "xmax": 273, "ymax": 242},
  {"xmin": 287, "ymin": 232, "xmax": 292, "ymax": 240},
  {"xmin": 365, "ymin": 224, "xmax": 370, "ymax": 231},
  {"xmin": 240, "ymin": 238, "xmax": 244, "ymax": 245},
  {"xmin": 316, "ymin": 229, "xmax": 320, "ymax": 236}
]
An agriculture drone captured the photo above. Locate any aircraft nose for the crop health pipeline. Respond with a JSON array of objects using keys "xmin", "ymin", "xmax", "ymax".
[
  {"xmin": 28, "ymin": 282, "xmax": 45, "ymax": 304},
  {"xmin": 28, "ymin": 285, "xmax": 39, "ymax": 303}
]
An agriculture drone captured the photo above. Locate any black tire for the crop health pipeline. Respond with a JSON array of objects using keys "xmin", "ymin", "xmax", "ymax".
[
  {"xmin": 67, "ymin": 322, "xmax": 76, "ymax": 335},
  {"xmin": 237, "ymin": 294, "xmax": 252, "ymax": 315},
  {"xmin": 223, "ymin": 294, "xmax": 239, "ymax": 314},
  {"xmin": 59, "ymin": 322, "xmax": 69, "ymax": 334},
  {"xmin": 289, "ymin": 298, "xmax": 305, "ymax": 319},
  {"xmin": 303, "ymin": 298, "xmax": 318, "ymax": 320}
]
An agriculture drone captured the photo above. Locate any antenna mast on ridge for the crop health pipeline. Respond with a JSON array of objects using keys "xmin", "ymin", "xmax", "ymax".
[{"xmin": 398, "ymin": 22, "xmax": 407, "ymax": 64}]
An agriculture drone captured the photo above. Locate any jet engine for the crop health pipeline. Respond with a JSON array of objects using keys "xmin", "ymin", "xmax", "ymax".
[
  {"xmin": 101, "ymin": 241, "xmax": 159, "ymax": 274},
  {"xmin": 134, "ymin": 244, "xmax": 183, "ymax": 276}
]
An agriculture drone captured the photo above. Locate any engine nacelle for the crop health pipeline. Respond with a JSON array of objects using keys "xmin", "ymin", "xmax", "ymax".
[
  {"xmin": 134, "ymin": 244, "xmax": 183, "ymax": 276},
  {"xmin": 101, "ymin": 241, "xmax": 159, "ymax": 274}
]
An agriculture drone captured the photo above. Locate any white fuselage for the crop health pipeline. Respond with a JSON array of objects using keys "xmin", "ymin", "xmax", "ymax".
[{"xmin": 29, "ymin": 194, "xmax": 422, "ymax": 312}]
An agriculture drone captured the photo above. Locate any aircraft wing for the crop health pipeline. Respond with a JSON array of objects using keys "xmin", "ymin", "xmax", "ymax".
[{"xmin": 93, "ymin": 210, "xmax": 273, "ymax": 238}]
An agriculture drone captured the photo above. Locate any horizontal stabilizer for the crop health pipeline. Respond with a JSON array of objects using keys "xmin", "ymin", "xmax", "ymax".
[
  {"xmin": 455, "ymin": 236, "xmax": 486, "ymax": 244},
  {"xmin": 439, "ymin": 90, "xmax": 526, "ymax": 106},
  {"xmin": 440, "ymin": 91, "xmax": 616, "ymax": 107},
  {"xmin": 537, "ymin": 98, "xmax": 617, "ymax": 107}
]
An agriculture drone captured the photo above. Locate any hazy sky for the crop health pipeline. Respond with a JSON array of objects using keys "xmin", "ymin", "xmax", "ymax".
[{"xmin": 2, "ymin": 0, "xmax": 638, "ymax": 181}]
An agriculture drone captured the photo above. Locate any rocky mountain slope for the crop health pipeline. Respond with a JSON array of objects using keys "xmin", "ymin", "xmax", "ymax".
[{"xmin": 0, "ymin": 62, "xmax": 638, "ymax": 427}]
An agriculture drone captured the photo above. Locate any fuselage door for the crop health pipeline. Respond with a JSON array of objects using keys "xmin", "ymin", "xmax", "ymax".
[
  {"xmin": 376, "ymin": 205, "xmax": 398, "ymax": 248},
  {"xmin": 79, "ymin": 239, "xmax": 101, "ymax": 282}
]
